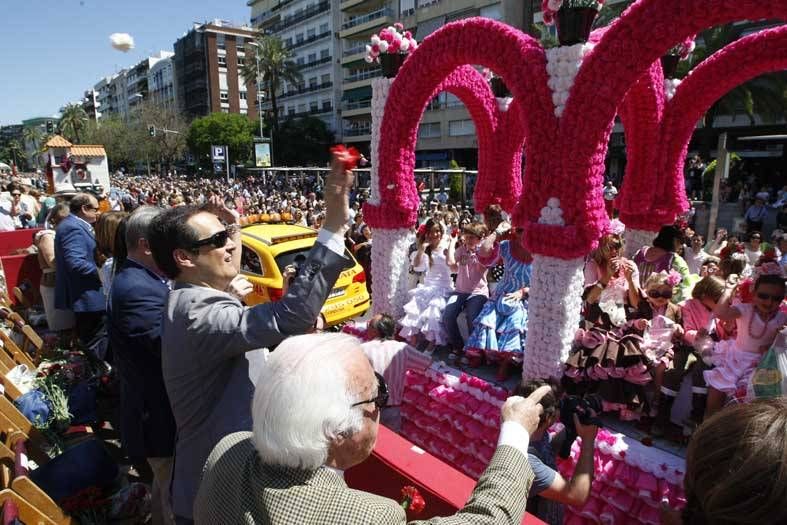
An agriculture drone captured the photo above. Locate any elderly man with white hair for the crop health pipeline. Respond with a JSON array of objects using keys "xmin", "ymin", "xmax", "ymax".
[{"xmin": 194, "ymin": 333, "xmax": 548, "ymax": 525}]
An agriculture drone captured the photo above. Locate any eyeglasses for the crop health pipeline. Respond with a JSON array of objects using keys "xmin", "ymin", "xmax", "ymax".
[
  {"xmin": 756, "ymin": 292, "xmax": 784, "ymax": 303},
  {"xmin": 82, "ymin": 204, "xmax": 99, "ymax": 211},
  {"xmin": 351, "ymin": 372, "xmax": 389, "ymax": 411},
  {"xmin": 11, "ymin": 193, "xmax": 21, "ymax": 197},
  {"xmin": 191, "ymin": 229, "xmax": 230, "ymax": 250},
  {"xmin": 647, "ymin": 289, "xmax": 673, "ymax": 299}
]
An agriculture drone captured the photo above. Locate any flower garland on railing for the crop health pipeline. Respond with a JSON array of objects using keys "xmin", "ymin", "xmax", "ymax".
[{"xmin": 365, "ymin": 23, "xmax": 418, "ymax": 63}]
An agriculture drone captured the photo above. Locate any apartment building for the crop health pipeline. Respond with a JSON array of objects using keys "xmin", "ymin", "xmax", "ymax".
[
  {"xmin": 174, "ymin": 20, "xmax": 259, "ymax": 119},
  {"xmin": 148, "ymin": 52, "xmax": 178, "ymax": 110},
  {"xmin": 250, "ymin": 0, "xmax": 343, "ymax": 138},
  {"xmin": 339, "ymin": 0, "xmax": 527, "ymax": 167}
]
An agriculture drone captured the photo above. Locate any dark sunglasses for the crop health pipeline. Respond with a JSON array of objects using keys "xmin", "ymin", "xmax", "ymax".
[
  {"xmin": 647, "ymin": 289, "xmax": 673, "ymax": 299},
  {"xmin": 351, "ymin": 372, "xmax": 389, "ymax": 410},
  {"xmin": 11, "ymin": 193, "xmax": 21, "ymax": 197},
  {"xmin": 756, "ymin": 292, "xmax": 784, "ymax": 303},
  {"xmin": 191, "ymin": 229, "xmax": 230, "ymax": 250}
]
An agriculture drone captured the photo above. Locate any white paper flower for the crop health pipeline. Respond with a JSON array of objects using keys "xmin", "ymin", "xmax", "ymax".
[
  {"xmin": 109, "ymin": 33, "xmax": 135, "ymax": 52},
  {"xmin": 371, "ymin": 35, "xmax": 381, "ymax": 46},
  {"xmin": 400, "ymin": 38, "xmax": 410, "ymax": 52},
  {"xmin": 379, "ymin": 40, "xmax": 389, "ymax": 53},
  {"xmin": 364, "ymin": 55, "xmax": 374, "ymax": 63},
  {"xmin": 547, "ymin": 0, "xmax": 563, "ymax": 11}
]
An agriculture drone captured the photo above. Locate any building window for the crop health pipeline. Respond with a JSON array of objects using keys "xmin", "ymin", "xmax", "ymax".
[
  {"xmin": 218, "ymin": 56, "xmax": 227, "ymax": 67},
  {"xmin": 240, "ymin": 91, "xmax": 248, "ymax": 100},
  {"xmin": 307, "ymin": 28, "xmax": 316, "ymax": 39},
  {"xmin": 310, "ymin": 101, "xmax": 318, "ymax": 113},
  {"xmin": 322, "ymin": 100, "xmax": 331, "ymax": 111},
  {"xmin": 284, "ymin": 37, "xmax": 293, "ymax": 47},
  {"xmin": 288, "ymin": 108, "xmax": 296, "ymax": 116},
  {"xmin": 221, "ymin": 108, "xmax": 230, "ymax": 113},
  {"xmin": 216, "ymin": 34, "xmax": 226, "ymax": 49},
  {"xmin": 220, "ymin": 91, "xmax": 229, "ymax": 101},
  {"xmin": 418, "ymin": 122, "xmax": 441, "ymax": 139},
  {"xmin": 297, "ymin": 103, "xmax": 307, "ymax": 113},
  {"xmin": 448, "ymin": 119, "xmax": 475, "ymax": 136},
  {"xmin": 296, "ymin": 33, "xmax": 304, "ymax": 43},
  {"xmin": 308, "ymin": 53, "xmax": 317, "ymax": 63},
  {"xmin": 309, "ymin": 77, "xmax": 317, "ymax": 87},
  {"xmin": 320, "ymin": 73, "xmax": 330, "ymax": 84},
  {"xmin": 320, "ymin": 48, "xmax": 329, "ymax": 59},
  {"xmin": 297, "ymin": 57, "xmax": 305, "ymax": 66},
  {"xmin": 237, "ymin": 57, "xmax": 245, "ymax": 66},
  {"xmin": 319, "ymin": 22, "xmax": 329, "ymax": 34}
]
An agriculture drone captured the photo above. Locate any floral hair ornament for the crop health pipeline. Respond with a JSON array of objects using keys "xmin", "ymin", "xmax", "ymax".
[
  {"xmin": 608, "ymin": 218, "xmax": 626, "ymax": 236},
  {"xmin": 665, "ymin": 269, "xmax": 682, "ymax": 288},
  {"xmin": 329, "ymin": 145, "xmax": 361, "ymax": 171},
  {"xmin": 365, "ymin": 23, "xmax": 418, "ymax": 63},
  {"xmin": 753, "ymin": 261, "xmax": 785, "ymax": 280}
]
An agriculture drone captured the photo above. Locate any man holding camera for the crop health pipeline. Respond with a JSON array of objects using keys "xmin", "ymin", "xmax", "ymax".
[{"xmin": 516, "ymin": 380, "xmax": 599, "ymax": 525}]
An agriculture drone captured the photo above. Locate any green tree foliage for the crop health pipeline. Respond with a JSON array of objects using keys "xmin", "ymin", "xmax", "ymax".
[
  {"xmin": 58, "ymin": 103, "xmax": 89, "ymax": 143},
  {"xmin": 274, "ymin": 116, "xmax": 334, "ymax": 166},
  {"xmin": 240, "ymin": 34, "xmax": 303, "ymax": 136},
  {"xmin": 2, "ymin": 140, "xmax": 27, "ymax": 170},
  {"xmin": 22, "ymin": 126, "xmax": 43, "ymax": 168},
  {"xmin": 187, "ymin": 112, "xmax": 257, "ymax": 168}
]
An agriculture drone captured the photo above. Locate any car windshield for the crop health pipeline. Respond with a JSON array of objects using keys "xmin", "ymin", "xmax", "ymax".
[{"xmin": 275, "ymin": 247, "xmax": 356, "ymax": 274}]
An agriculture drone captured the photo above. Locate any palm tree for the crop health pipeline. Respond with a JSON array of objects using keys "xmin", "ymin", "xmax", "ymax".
[
  {"xmin": 240, "ymin": 34, "xmax": 303, "ymax": 136},
  {"xmin": 22, "ymin": 126, "xmax": 42, "ymax": 168},
  {"xmin": 58, "ymin": 103, "xmax": 89, "ymax": 143},
  {"xmin": 6, "ymin": 141, "xmax": 25, "ymax": 170}
]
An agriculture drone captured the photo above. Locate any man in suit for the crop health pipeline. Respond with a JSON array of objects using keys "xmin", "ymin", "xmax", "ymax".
[
  {"xmin": 109, "ymin": 206, "xmax": 176, "ymax": 525},
  {"xmin": 148, "ymin": 151, "xmax": 355, "ymax": 525},
  {"xmin": 195, "ymin": 333, "xmax": 548, "ymax": 524},
  {"xmin": 55, "ymin": 192, "xmax": 104, "ymax": 342}
]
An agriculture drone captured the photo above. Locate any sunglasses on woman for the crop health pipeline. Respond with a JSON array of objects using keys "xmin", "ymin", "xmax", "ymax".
[
  {"xmin": 351, "ymin": 372, "xmax": 389, "ymax": 410},
  {"xmin": 647, "ymin": 289, "xmax": 673, "ymax": 299}
]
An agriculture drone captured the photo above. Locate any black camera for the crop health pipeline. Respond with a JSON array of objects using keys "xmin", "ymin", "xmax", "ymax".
[{"xmin": 558, "ymin": 394, "xmax": 603, "ymax": 458}]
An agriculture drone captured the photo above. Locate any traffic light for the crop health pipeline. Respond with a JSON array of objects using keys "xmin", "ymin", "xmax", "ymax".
[
  {"xmin": 148, "ymin": 125, "xmax": 156, "ymax": 138},
  {"xmin": 46, "ymin": 120, "xmax": 54, "ymax": 133}
]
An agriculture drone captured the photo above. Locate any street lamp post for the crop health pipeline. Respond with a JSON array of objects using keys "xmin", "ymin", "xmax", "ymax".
[{"xmin": 248, "ymin": 41, "xmax": 274, "ymax": 166}]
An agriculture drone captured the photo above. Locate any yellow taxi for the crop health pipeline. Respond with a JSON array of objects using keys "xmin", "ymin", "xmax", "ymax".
[{"xmin": 239, "ymin": 223, "xmax": 370, "ymax": 326}]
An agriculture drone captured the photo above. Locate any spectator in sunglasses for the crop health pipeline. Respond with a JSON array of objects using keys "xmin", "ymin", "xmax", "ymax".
[
  {"xmin": 147, "ymin": 151, "xmax": 355, "ymax": 524},
  {"xmin": 195, "ymin": 333, "xmax": 552, "ymax": 525}
]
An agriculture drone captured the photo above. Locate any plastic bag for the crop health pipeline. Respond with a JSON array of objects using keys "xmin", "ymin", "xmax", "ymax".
[
  {"xmin": 6, "ymin": 364, "xmax": 38, "ymax": 395},
  {"xmin": 751, "ymin": 328, "xmax": 787, "ymax": 399}
]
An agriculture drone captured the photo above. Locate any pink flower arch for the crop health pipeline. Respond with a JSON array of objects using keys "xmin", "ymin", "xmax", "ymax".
[
  {"xmin": 363, "ymin": 17, "xmax": 551, "ymax": 229},
  {"xmin": 557, "ymin": 0, "xmax": 787, "ymax": 254},
  {"xmin": 654, "ymin": 25, "xmax": 787, "ymax": 221}
]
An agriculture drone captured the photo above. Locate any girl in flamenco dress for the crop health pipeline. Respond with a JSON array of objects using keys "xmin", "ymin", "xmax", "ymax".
[
  {"xmin": 704, "ymin": 273, "xmax": 787, "ymax": 416},
  {"xmin": 464, "ymin": 225, "xmax": 532, "ymax": 381},
  {"xmin": 399, "ymin": 218, "xmax": 455, "ymax": 352}
]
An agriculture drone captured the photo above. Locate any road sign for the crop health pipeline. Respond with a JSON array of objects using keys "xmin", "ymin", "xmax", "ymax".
[
  {"xmin": 211, "ymin": 145, "xmax": 226, "ymax": 162},
  {"xmin": 214, "ymin": 162, "xmax": 225, "ymax": 174}
]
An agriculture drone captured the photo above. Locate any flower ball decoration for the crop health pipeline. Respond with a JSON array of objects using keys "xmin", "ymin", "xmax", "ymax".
[{"xmin": 364, "ymin": 23, "xmax": 418, "ymax": 64}]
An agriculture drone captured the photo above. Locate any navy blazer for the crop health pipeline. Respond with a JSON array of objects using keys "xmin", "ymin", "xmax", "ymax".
[
  {"xmin": 109, "ymin": 258, "xmax": 176, "ymax": 459},
  {"xmin": 54, "ymin": 214, "xmax": 104, "ymax": 313}
]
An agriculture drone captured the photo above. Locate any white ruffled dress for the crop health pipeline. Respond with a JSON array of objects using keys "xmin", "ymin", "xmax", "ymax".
[{"xmin": 399, "ymin": 246, "xmax": 454, "ymax": 345}]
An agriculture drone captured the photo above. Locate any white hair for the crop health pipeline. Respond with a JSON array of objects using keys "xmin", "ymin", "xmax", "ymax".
[{"xmin": 252, "ymin": 333, "xmax": 366, "ymax": 470}]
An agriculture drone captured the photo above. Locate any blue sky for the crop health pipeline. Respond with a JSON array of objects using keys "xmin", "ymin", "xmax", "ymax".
[{"xmin": 0, "ymin": 0, "xmax": 250, "ymax": 125}]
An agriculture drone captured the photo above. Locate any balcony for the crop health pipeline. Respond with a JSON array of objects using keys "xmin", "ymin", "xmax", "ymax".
[
  {"xmin": 341, "ymin": 0, "xmax": 387, "ymax": 13},
  {"xmin": 290, "ymin": 30, "xmax": 331, "ymax": 50},
  {"xmin": 267, "ymin": 1, "xmax": 330, "ymax": 33},
  {"xmin": 341, "ymin": 42, "xmax": 368, "ymax": 65},
  {"xmin": 297, "ymin": 56, "xmax": 332, "ymax": 71},
  {"xmin": 342, "ymin": 99, "xmax": 372, "ymax": 117},
  {"xmin": 343, "ymin": 124, "xmax": 372, "ymax": 142},
  {"xmin": 288, "ymin": 105, "xmax": 335, "ymax": 119},
  {"xmin": 343, "ymin": 68, "xmax": 381, "ymax": 90},
  {"xmin": 339, "ymin": 7, "xmax": 394, "ymax": 38},
  {"xmin": 279, "ymin": 81, "xmax": 334, "ymax": 100}
]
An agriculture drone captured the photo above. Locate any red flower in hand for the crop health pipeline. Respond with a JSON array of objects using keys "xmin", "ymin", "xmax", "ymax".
[
  {"xmin": 401, "ymin": 485, "xmax": 426, "ymax": 515},
  {"xmin": 330, "ymin": 145, "xmax": 361, "ymax": 171}
]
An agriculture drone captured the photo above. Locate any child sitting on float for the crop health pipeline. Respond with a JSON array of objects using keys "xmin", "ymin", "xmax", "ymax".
[
  {"xmin": 654, "ymin": 275, "xmax": 727, "ymax": 438},
  {"xmin": 464, "ymin": 223, "xmax": 532, "ymax": 381},
  {"xmin": 442, "ymin": 222, "xmax": 491, "ymax": 361},
  {"xmin": 399, "ymin": 218, "xmax": 455, "ymax": 352},
  {"xmin": 704, "ymin": 273, "xmax": 787, "ymax": 416}
]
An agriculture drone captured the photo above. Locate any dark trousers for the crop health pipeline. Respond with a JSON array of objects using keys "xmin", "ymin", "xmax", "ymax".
[{"xmin": 75, "ymin": 310, "xmax": 104, "ymax": 345}]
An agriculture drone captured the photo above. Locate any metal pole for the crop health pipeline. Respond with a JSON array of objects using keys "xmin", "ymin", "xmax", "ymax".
[
  {"xmin": 226, "ymin": 144, "xmax": 231, "ymax": 184},
  {"xmin": 708, "ymin": 132, "xmax": 728, "ymax": 239},
  {"xmin": 461, "ymin": 169, "xmax": 467, "ymax": 210},
  {"xmin": 256, "ymin": 53, "xmax": 264, "ymax": 139}
]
